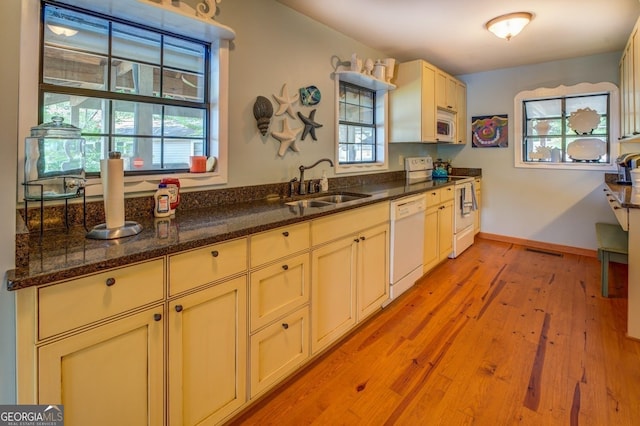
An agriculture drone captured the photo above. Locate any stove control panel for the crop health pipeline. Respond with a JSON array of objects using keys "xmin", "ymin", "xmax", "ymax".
[{"xmin": 405, "ymin": 156, "xmax": 433, "ymax": 172}]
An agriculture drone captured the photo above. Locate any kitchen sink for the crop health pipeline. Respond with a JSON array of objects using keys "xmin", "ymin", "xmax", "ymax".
[
  {"xmin": 312, "ymin": 193, "xmax": 371, "ymax": 203},
  {"xmin": 285, "ymin": 199, "xmax": 333, "ymax": 208},
  {"xmin": 285, "ymin": 192, "xmax": 371, "ymax": 208}
]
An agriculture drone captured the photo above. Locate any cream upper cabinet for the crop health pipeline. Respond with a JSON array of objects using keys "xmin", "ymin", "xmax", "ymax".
[
  {"xmin": 168, "ymin": 276, "xmax": 247, "ymax": 426},
  {"xmin": 456, "ymin": 81, "xmax": 467, "ymax": 145},
  {"xmin": 38, "ymin": 306, "xmax": 165, "ymax": 426},
  {"xmin": 390, "ymin": 59, "xmax": 467, "ymax": 144},
  {"xmin": 423, "ymin": 187, "xmax": 454, "ymax": 273},
  {"xmin": 620, "ymin": 16, "xmax": 640, "ymax": 140},
  {"xmin": 436, "ymin": 70, "xmax": 457, "ymax": 111},
  {"xmin": 390, "ymin": 59, "xmax": 437, "ymax": 143}
]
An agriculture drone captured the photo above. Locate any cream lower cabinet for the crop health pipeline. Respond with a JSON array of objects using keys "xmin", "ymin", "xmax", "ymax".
[
  {"xmin": 248, "ymin": 250, "xmax": 310, "ymax": 398},
  {"xmin": 38, "ymin": 306, "xmax": 165, "ymax": 426},
  {"xmin": 474, "ymin": 178, "xmax": 482, "ymax": 235},
  {"xmin": 310, "ymin": 203, "xmax": 390, "ymax": 354},
  {"xmin": 168, "ymin": 276, "xmax": 247, "ymax": 426},
  {"xmin": 423, "ymin": 187, "xmax": 454, "ymax": 273}
]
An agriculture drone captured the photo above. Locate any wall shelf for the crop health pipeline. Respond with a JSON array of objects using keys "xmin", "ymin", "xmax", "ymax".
[{"xmin": 333, "ymin": 71, "xmax": 396, "ymax": 91}]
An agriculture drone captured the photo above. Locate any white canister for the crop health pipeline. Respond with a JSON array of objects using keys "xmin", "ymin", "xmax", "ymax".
[{"xmin": 373, "ymin": 60, "xmax": 386, "ymax": 81}]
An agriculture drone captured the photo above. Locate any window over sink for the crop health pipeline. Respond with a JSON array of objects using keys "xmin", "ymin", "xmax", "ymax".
[
  {"xmin": 18, "ymin": 0, "xmax": 234, "ymax": 199},
  {"xmin": 514, "ymin": 82, "xmax": 619, "ymax": 171}
]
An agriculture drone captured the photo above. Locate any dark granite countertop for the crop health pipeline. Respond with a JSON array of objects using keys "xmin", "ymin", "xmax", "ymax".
[
  {"xmin": 604, "ymin": 173, "xmax": 640, "ymax": 208},
  {"xmin": 7, "ymin": 176, "xmax": 471, "ymax": 291}
]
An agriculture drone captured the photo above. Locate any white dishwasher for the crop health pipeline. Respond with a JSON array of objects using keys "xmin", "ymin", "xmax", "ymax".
[{"xmin": 388, "ymin": 193, "xmax": 426, "ymax": 301}]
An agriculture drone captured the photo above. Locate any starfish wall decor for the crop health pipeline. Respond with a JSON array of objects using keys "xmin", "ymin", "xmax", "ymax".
[
  {"xmin": 271, "ymin": 118, "xmax": 303, "ymax": 156},
  {"xmin": 297, "ymin": 109, "xmax": 323, "ymax": 141},
  {"xmin": 273, "ymin": 84, "xmax": 299, "ymax": 119}
]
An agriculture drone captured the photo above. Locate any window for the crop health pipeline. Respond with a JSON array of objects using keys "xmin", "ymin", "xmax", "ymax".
[
  {"xmin": 41, "ymin": 3, "xmax": 209, "ymax": 175},
  {"xmin": 338, "ymin": 82, "xmax": 377, "ymax": 163},
  {"xmin": 514, "ymin": 82, "xmax": 619, "ymax": 170}
]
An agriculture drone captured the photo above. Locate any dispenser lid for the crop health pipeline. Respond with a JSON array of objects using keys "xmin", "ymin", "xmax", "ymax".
[{"xmin": 30, "ymin": 116, "xmax": 82, "ymax": 138}]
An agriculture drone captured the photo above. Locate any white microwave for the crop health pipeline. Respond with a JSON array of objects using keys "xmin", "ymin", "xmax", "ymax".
[{"xmin": 436, "ymin": 110, "xmax": 456, "ymax": 143}]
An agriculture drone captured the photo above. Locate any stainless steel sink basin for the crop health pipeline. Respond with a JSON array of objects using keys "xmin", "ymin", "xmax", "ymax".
[
  {"xmin": 285, "ymin": 199, "xmax": 333, "ymax": 208},
  {"xmin": 312, "ymin": 193, "xmax": 371, "ymax": 203},
  {"xmin": 284, "ymin": 192, "xmax": 371, "ymax": 208}
]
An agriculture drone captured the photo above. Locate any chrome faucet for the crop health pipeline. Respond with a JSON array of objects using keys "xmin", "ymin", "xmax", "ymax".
[{"xmin": 298, "ymin": 158, "xmax": 334, "ymax": 195}]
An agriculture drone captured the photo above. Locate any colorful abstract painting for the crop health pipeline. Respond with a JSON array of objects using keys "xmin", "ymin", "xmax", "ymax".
[{"xmin": 471, "ymin": 114, "xmax": 508, "ymax": 148}]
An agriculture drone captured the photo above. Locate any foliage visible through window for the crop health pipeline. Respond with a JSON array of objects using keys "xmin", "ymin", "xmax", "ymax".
[
  {"xmin": 522, "ymin": 94, "xmax": 610, "ymax": 163},
  {"xmin": 41, "ymin": 3, "xmax": 210, "ymax": 175},
  {"xmin": 338, "ymin": 82, "xmax": 376, "ymax": 164}
]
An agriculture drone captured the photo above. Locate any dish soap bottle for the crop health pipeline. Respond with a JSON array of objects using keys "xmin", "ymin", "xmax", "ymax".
[
  {"xmin": 154, "ymin": 183, "xmax": 172, "ymax": 218},
  {"xmin": 320, "ymin": 170, "xmax": 329, "ymax": 192}
]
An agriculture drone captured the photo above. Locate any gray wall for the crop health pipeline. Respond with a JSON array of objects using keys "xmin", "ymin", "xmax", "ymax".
[{"xmin": 438, "ymin": 52, "xmax": 621, "ymax": 249}]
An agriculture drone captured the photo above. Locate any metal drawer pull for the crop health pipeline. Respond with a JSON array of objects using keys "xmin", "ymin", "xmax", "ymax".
[
  {"xmin": 175, "ymin": 305, "xmax": 183, "ymax": 312},
  {"xmin": 360, "ymin": 236, "xmax": 366, "ymax": 241},
  {"xmin": 354, "ymin": 239, "xmax": 360, "ymax": 243},
  {"xmin": 106, "ymin": 277, "xmax": 116, "ymax": 287},
  {"xmin": 282, "ymin": 231, "xmax": 290, "ymax": 237},
  {"xmin": 282, "ymin": 323, "xmax": 289, "ymax": 330},
  {"xmin": 154, "ymin": 313, "xmax": 162, "ymax": 321},
  {"xmin": 282, "ymin": 264, "xmax": 289, "ymax": 271},
  {"xmin": 211, "ymin": 250, "xmax": 219, "ymax": 257}
]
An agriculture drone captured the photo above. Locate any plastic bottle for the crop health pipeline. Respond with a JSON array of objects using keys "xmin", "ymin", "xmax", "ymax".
[
  {"xmin": 320, "ymin": 170, "xmax": 329, "ymax": 192},
  {"xmin": 154, "ymin": 183, "xmax": 172, "ymax": 218}
]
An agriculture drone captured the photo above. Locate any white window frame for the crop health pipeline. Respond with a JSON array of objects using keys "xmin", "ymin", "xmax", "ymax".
[
  {"xmin": 514, "ymin": 82, "xmax": 619, "ymax": 171},
  {"xmin": 333, "ymin": 73, "xmax": 390, "ymax": 174},
  {"xmin": 17, "ymin": 0, "xmax": 233, "ymax": 200}
]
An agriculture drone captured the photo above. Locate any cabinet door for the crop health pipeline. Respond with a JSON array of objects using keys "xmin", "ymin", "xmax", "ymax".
[
  {"xmin": 633, "ymin": 28, "xmax": 640, "ymax": 134},
  {"xmin": 357, "ymin": 223, "xmax": 389, "ymax": 321},
  {"xmin": 249, "ymin": 306, "xmax": 309, "ymax": 398},
  {"xmin": 456, "ymin": 82, "xmax": 467, "ymax": 144},
  {"xmin": 438, "ymin": 200, "xmax": 454, "ymax": 260},
  {"xmin": 474, "ymin": 179, "xmax": 481, "ymax": 235},
  {"xmin": 249, "ymin": 252, "xmax": 310, "ymax": 331},
  {"xmin": 311, "ymin": 236, "xmax": 357, "ymax": 354},
  {"xmin": 38, "ymin": 306, "xmax": 164, "ymax": 426},
  {"xmin": 169, "ymin": 276, "xmax": 247, "ymax": 426},
  {"xmin": 423, "ymin": 206, "xmax": 439, "ymax": 273},
  {"xmin": 420, "ymin": 63, "xmax": 437, "ymax": 141}
]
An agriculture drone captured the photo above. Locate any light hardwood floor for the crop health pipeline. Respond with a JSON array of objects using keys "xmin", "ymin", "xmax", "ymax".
[{"xmin": 230, "ymin": 237, "xmax": 640, "ymax": 425}]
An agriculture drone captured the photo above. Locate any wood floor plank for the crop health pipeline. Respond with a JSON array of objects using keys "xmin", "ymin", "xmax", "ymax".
[{"xmin": 229, "ymin": 238, "xmax": 640, "ymax": 425}]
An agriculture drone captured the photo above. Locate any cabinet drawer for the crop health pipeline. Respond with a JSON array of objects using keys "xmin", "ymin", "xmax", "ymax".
[
  {"xmin": 249, "ymin": 306, "xmax": 309, "ymax": 398},
  {"xmin": 425, "ymin": 188, "xmax": 441, "ymax": 205},
  {"xmin": 440, "ymin": 185, "xmax": 455, "ymax": 202},
  {"xmin": 249, "ymin": 253, "xmax": 310, "ymax": 331},
  {"xmin": 311, "ymin": 202, "xmax": 389, "ymax": 246},
  {"xmin": 250, "ymin": 222, "xmax": 310, "ymax": 267},
  {"xmin": 38, "ymin": 259, "xmax": 164, "ymax": 340},
  {"xmin": 169, "ymin": 238, "xmax": 247, "ymax": 296}
]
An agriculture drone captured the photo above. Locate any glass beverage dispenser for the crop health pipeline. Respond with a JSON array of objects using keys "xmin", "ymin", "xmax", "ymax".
[{"xmin": 24, "ymin": 116, "xmax": 86, "ymax": 200}]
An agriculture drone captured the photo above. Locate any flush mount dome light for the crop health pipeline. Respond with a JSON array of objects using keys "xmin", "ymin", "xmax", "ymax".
[{"xmin": 486, "ymin": 12, "xmax": 532, "ymax": 41}]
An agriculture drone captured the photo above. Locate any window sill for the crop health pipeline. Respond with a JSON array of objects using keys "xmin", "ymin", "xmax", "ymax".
[{"xmin": 514, "ymin": 161, "xmax": 616, "ymax": 172}]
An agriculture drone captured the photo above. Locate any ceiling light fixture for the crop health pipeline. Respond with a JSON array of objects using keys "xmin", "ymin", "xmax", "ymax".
[
  {"xmin": 47, "ymin": 24, "xmax": 78, "ymax": 37},
  {"xmin": 485, "ymin": 12, "xmax": 532, "ymax": 41}
]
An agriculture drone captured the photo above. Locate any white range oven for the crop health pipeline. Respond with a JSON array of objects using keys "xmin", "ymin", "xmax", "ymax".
[{"xmin": 449, "ymin": 176, "xmax": 477, "ymax": 258}]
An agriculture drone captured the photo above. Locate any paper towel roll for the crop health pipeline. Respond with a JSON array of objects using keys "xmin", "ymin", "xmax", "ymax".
[{"xmin": 101, "ymin": 158, "xmax": 125, "ymax": 229}]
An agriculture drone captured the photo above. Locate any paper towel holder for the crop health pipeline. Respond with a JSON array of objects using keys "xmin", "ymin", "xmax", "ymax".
[
  {"xmin": 86, "ymin": 151, "xmax": 143, "ymax": 240},
  {"xmin": 86, "ymin": 221, "xmax": 143, "ymax": 240}
]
